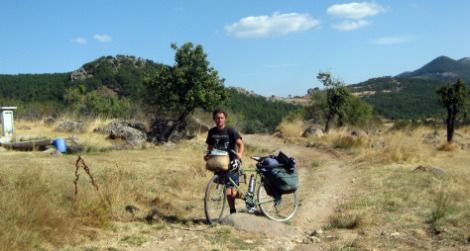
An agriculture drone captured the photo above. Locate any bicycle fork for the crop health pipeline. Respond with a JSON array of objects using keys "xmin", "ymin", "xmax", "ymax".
[{"xmin": 245, "ymin": 174, "xmax": 257, "ymax": 213}]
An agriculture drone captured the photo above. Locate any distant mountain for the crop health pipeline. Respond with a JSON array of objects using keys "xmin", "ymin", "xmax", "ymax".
[
  {"xmin": 349, "ymin": 55, "xmax": 470, "ymax": 119},
  {"xmin": 397, "ymin": 55, "xmax": 470, "ymax": 83}
]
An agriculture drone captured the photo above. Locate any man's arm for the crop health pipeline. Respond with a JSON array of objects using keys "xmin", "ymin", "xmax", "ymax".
[
  {"xmin": 235, "ymin": 138, "xmax": 244, "ymax": 160},
  {"xmin": 204, "ymin": 145, "xmax": 214, "ymax": 161}
]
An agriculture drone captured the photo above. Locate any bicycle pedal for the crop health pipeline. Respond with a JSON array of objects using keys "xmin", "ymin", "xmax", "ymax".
[{"xmin": 247, "ymin": 207, "xmax": 256, "ymax": 214}]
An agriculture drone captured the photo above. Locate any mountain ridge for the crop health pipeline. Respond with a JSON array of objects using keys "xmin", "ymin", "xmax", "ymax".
[{"xmin": 396, "ymin": 55, "xmax": 470, "ymax": 83}]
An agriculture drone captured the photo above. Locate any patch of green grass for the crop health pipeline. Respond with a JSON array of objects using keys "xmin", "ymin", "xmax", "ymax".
[
  {"xmin": 310, "ymin": 160, "xmax": 322, "ymax": 168},
  {"xmin": 328, "ymin": 212, "xmax": 363, "ymax": 229},
  {"xmin": 209, "ymin": 227, "xmax": 255, "ymax": 250},
  {"xmin": 119, "ymin": 234, "xmax": 146, "ymax": 246},
  {"xmin": 329, "ymin": 238, "xmax": 364, "ymax": 251}
]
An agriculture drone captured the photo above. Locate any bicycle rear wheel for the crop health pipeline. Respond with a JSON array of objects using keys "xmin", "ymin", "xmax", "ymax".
[
  {"xmin": 204, "ymin": 174, "xmax": 227, "ymax": 224},
  {"xmin": 257, "ymin": 181, "xmax": 299, "ymax": 222}
]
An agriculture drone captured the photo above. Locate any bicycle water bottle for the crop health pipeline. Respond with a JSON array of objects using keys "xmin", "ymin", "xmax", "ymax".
[{"xmin": 248, "ymin": 174, "xmax": 255, "ymax": 194}]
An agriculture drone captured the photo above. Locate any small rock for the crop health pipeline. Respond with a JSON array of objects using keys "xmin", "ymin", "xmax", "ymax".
[
  {"xmin": 303, "ymin": 236, "xmax": 321, "ymax": 244},
  {"xmin": 351, "ymin": 130, "xmax": 367, "ymax": 137},
  {"xmin": 390, "ymin": 232, "xmax": 400, "ymax": 237},
  {"xmin": 325, "ymin": 235, "xmax": 338, "ymax": 241},
  {"xmin": 306, "ymin": 229, "xmax": 323, "ymax": 236}
]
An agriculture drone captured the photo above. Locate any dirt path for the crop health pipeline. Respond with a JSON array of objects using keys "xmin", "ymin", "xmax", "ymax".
[
  {"xmin": 244, "ymin": 135, "xmax": 355, "ymax": 236},
  {"xmin": 135, "ymin": 135, "xmax": 356, "ymax": 251}
]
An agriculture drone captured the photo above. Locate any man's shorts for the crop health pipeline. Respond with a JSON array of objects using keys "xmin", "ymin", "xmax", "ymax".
[{"xmin": 222, "ymin": 169, "xmax": 239, "ymax": 187}]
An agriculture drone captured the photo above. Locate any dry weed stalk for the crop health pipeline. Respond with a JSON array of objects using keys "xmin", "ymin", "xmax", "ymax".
[{"xmin": 74, "ymin": 155, "xmax": 108, "ymax": 206}]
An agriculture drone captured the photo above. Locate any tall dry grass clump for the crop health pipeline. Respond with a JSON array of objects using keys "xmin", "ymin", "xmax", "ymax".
[
  {"xmin": 353, "ymin": 127, "xmax": 435, "ymax": 164},
  {"xmin": 380, "ymin": 130, "xmax": 427, "ymax": 163},
  {"xmin": 275, "ymin": 119, "xmax": 305, "ymax": 138}
]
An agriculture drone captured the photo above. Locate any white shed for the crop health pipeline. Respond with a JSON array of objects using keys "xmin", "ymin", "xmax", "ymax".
[{"xmin": 0, "ymin": 107, "xmax": 17, "ymax": 144}]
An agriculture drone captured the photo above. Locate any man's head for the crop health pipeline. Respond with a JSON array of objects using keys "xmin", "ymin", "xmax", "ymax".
[{"xmin": 212, "ymin": 109, "xmax": 227, "ymax": 129}]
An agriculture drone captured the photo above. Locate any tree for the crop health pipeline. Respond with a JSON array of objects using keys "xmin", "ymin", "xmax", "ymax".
[
  {"xmin": 316, "ymin": 72, "xmax": 350, "ymax": 132},
  {"xmin": 144, "ymin": 42, "xmax": 228, "ymax": 142},
  {"xmin": 436, "ymin": 79, "xmax": 468, "ymax": 142},
  {"xmin": 338, "ymin": 95, "xmax": 373, "ymax": 127}
]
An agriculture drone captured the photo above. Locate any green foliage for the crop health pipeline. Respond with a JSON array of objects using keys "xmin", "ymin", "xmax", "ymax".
[
  {"xmin": 0, "ymin": 73, "xmax": 70, "ymax": 103},
  {"xmin": 64, "ymin": 86, "xmax": 133, "ymax": 118},
  {"xmin": 0, "ymin": 46, "xmax": 295, "ymax": 133},
  {"xmin": 306, "ymin": 91, "xmax": 328, "ymax": 124},
  {"xmin": 352, "ymin": 77, "xmax": 448, "ymax": 119},
  {"xmin": 307, "ymin": 74, "xmax": 374, "ymax": 130},
  {"xmin": 144, "ymin": 43, "xmax": 227, "ymax": 115},
  {"xmin": 317, "ymin": 72, "xmax": 351, "ymax": 132},
  {"xmin": 75, "ymin": 55, "xmax": 165, "ymax": 100},
  {"xmin": 225, "ymin": 88, "xmax": 299, "ymax": 133},
  {"xmin": 437, "ymin": 79, "xmax": 468, "ymax": 110},
  {"xmin": 338, "ymin": 95, "xmax": 374, "ymax": 127},
  {"xmin": 436, "ymin": 79, "xmax": 469, "ymax": 142}
]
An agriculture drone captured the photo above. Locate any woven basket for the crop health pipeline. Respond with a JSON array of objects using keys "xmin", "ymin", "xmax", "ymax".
[{"xmin": 206, "ymin": 155, "xmax": 230, "ymax": 172}]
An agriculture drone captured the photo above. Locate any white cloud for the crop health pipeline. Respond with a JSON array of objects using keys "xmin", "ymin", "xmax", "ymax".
[
  {"xmin": 71, "ymin": 37, "xmax": 87, "ymax": 45},
  {"xmin": 93, "ymin": 34, "xmax": 112, "ymax": 43},
  {"xmin": 225, "ymin": 12, "xmax": 320, "ymax": 38},
  {"xmin": 333, "ymin": 20, "xmax": 370, "ymax": 31},
  {"xmin": 327, "ymin": 2, "xmax": 385, "ymax": 19},
  {"xmin": 371, "ymin": 36, "xmax": 415, "ymax": 45}
]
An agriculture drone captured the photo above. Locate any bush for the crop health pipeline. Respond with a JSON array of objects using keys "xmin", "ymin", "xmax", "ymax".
[{"xmin": 64, "ymin": 86, "xmax": 133, "ymax": 118}]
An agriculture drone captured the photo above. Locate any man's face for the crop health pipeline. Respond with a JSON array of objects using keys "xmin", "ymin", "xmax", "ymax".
[{"xmin": 214, "ymin": 112, "xmax": 226, "ymax": 128}]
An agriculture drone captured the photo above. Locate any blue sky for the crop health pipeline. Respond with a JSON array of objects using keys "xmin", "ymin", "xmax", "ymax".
[{"xmin": 1, "ymin": 0, "xmax": 470, "ymax": 96}]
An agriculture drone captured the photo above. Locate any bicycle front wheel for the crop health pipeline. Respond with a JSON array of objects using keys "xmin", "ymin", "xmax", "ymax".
[
  {"xmin": 204, "ymin": 174, "xmax": 227, "ymax": 224},
  {"xmin": 257, "ymin": 182, "xmax": 299, "ymax": 222}
]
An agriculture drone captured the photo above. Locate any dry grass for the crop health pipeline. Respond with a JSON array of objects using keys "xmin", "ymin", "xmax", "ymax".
[
  {"xmin": 307, "ymin": 126, "xmax": 439, "ymax": 164},
  {"xmin": 15, "ymin": 117, "xmax": 117, "ymax": 150},
  {"xmin": 326, "ymin": 147, "xmax": 470, "ymax": 250},
  {"xmin": 4, "ymin": 117, "xmax": 470, "ymax": 250},
  {"xmin": 437, "ymin": 143, "xmax": 459, "ymax": 152},
  {"xmin": 275, "ymin": 119, "xmax": 305, "ymax": 138},
  {"xmin": 0, "ymin": 133, "xmax": 212, "ymax": 250}
]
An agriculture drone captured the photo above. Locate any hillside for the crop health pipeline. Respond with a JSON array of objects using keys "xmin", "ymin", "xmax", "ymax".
[
  {"xmin": 350, "ymin": 77, "xmax": 447, "ymax": 119},
  {"xmin": 0, "ymin": 55, "xmax": 298, "ymax": 132},
  {"xmin": 350, "ymin": 55, "xmax": 470, "ymax": 119},
  {"xmin": 398, "ymin": 56, "xmax": 470, "ymax": 83}
]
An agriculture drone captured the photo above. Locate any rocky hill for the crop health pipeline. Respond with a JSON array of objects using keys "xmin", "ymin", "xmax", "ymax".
[{"xmin": 397, "ymin": 55, "xmax": 470, "ymax": 83}]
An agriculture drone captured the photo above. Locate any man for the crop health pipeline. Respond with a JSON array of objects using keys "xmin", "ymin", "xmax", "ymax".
[{"xmin": 205, "ymin": 109, "xmax": 244, "ymax": 214}]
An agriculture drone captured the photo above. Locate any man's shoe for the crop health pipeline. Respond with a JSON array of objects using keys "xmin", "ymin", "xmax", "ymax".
[{"xmin": 230, "ymin": 208, "xmax": 237, "ymax": 214}]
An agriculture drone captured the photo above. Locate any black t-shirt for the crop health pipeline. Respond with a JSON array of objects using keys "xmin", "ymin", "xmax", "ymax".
[{"xmin": 206, "ymin": 126, "xmax": 242, "ymax": 160}]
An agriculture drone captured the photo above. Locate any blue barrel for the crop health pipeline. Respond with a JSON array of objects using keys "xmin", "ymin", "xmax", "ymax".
[{"xmin": 53, "ymin": 138, "xmax": 67, "ymax": 153}]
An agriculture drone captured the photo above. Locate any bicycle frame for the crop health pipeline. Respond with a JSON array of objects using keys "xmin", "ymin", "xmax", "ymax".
[{"xmin": 223, "ymin": 168, "xmax": 276, "ymax": 208}]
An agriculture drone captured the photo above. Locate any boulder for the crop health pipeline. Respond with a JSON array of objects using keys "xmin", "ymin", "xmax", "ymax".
[
  {"xmin": 423, "ymin": 131, "xmax": 441, "ymax": 146},
  {"xmin": 43, "ymin": 116, "xmax": 56, "ymax": 126},
  {"xmin": 351, "ymin": 130, "xmax": 367, "ymax": 138},
  {"xmin": 55, "ymin": 121, "xmax": 86, "ymax": 133},
  {"xmin": 147, "ymin": 116, "xmax": 210, "ymax": 143},
  {"xmin": 94, "ymin": 120, "xmax": 147, "ymax": 134},
  {"xmin": 220, "ymin": 213, "xmax": 298, "ymax": 238},
  {"xmin": 302, "ymin": 124, "xmax": 324, "ymax": 138},
  {"xmin": 94, "ymin": 120, "xmax": 147, "ymax": 147}
]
